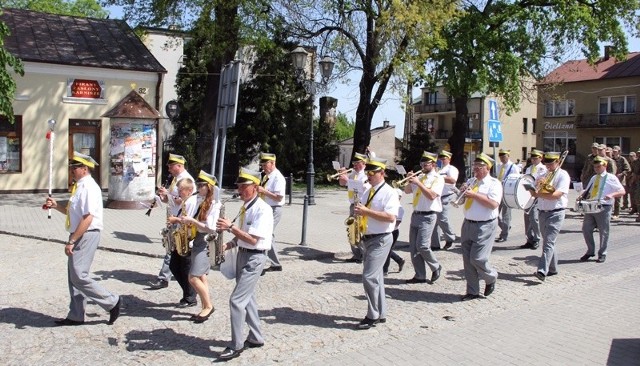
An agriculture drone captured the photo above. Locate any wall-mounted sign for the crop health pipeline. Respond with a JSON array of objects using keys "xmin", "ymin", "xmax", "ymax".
[
  {"xmin": 67, "ymin": 78, "xmax": 105, "ymax": 99},
  {"xmin": 544, "ymin": 121, "xmax": 575, "ymax": 130}
]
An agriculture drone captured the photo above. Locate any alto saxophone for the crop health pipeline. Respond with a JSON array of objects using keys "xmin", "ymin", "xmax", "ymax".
[
  {"xmin": 205, "ymin": 195, "xmax": 238, "ymax": 266},
  {"xmin": 345, "ymin": 189, "xmax": 362, "ymax": 246},
  {"xmin": 172, "ymin": 203, "xmax": 195, "ymax": 257},
  {"xmin": 161, "ymin": 205, "xmax": 175, "ymax": 255}
]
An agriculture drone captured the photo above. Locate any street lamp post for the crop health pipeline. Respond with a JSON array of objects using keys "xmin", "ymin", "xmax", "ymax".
[{"xmin": 291, "ymin": 46, "xmax": 334, "ymax": 205}]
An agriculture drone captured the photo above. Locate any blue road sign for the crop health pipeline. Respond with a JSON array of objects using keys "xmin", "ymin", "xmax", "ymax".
[
  {"xmin": 488, "ymin": 119, "xmax": 503, "ymax": 142},
  {"xmin": 489, "ymin": 100, "xmax": 499, "ymax": 121}
]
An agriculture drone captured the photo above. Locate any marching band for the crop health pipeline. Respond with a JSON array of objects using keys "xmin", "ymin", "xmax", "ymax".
[{"xmin": 43, "ymin": 146, "xmax": 629, "ymax": 362}]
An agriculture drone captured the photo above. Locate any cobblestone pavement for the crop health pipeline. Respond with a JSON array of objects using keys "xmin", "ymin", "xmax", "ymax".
[{"xmin": 1, "ymin": 189, "xmax": 639, "ymax": 365}]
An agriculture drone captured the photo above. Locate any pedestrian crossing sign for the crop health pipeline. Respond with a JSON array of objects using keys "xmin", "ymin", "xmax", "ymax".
[{"xmin": 488, "ymin": 120, "xmax": 503, "ymax": 142}]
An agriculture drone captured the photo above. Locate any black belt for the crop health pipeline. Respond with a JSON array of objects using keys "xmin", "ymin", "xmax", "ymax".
[
  {"xmin": 539, "ymin": 208, "xmax": 565, "ymax": 213},
  {"xmin": 238, "ymin": 247, "xmax": 266, "ymax": 254},
  {"xmin": 85, "ymin": 229, "xmax": 100, "ymax": 232},
  {"xmin": 441, "ymin": 193, "xmax": 454, "ymax": 198},
  {"xmin": 271, "ymin": 205, "xmax": 282, "ymax": 208},
  {"xmin": 413, "ymin": 211, "xmax": 436, "ymax": 215},
  {"xmin": 361, "ymin": 233, "xmax": 391, "ymax": 241},
  {"xmin": 465, "ymin": 218, "xmax": 496, "ymax": 224}
]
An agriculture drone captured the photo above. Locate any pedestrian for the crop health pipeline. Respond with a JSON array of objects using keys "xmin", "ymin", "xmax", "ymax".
[
  {"xmin": 521, "ymin": 149, "xmax": 547, "ymax": 250},
  {"xmin": 44, "ymin": 151, "xmax": 121, "ymax": 326},
  {"xmin": 215, "ymin": 167, "xmax": 273, "ymax": 361},
  {"xmin": 579, "ymin": 157, "xmax": 625, "ymax": 263},
  {"xmin": 433, "ymin": 150, "xmax": 459, "ymax": 250},
  {"xmin": 458, "ymin": 153, "xmax": 502, "ymax": 301},
  {"xmin": 495, "ymin": 149, "xmax": 521, "ymax": 242},
  {"xmin": 383, "ymin": 188, "xmax": 405, "ymax": 276},
  {"xmin": 257, "ymin": 152, "xmax": 285, "ymax": 275},
  {"xmin": 338, "ymin": 152, "xmax": 370, "ymax": 263}
]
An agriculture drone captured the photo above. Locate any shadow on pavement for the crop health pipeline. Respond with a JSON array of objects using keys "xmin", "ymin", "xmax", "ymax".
[
  {"xmin": 111, "ymin": 231, "xmax": 154, "ymax": 243},
  {"xmin": 117, "ymin": 294, "xmax": 195, "ymax": 322},
  {"xmin": 306, "ymin": 271, "xmax": 361, "ymax": 284},
  {"xmin": 93, "ymin": 269, "xmax": 155, "ymax": 286},
  {"xmin": 497, "ymin": 271, "xmax": 541, "ymax": 286},
  {"xmin": 607, "ymin": 338, "xmax": 640, "ymax": 365},
  {"xmin": 384, "ymin": 287, "xmax": 463, "ymax": 304},
  {"xmin": 261, "ymin": 306, "xmax": 360, "ymax": 329},
  {"xmin": 0, "ymin": 307, "xmax": 103, "ymax": 328},
  {"xmin": 124, "ymin": 328, "xmax": 223, "ymax": 359}
]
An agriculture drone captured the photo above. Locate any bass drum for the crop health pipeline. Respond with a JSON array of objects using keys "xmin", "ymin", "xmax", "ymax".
[{"xmin": 503, "ymin": 174, "xmax": 535, "ymax": 210}]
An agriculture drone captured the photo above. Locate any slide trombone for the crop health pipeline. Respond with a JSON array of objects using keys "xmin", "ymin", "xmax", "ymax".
[
  {"xmin": 391, "ymin": 171, "xmax": 421, "ymax": 189},
  {"xmin": 327, "ymin": 168, "xmax": 353, "ymax": 182}
]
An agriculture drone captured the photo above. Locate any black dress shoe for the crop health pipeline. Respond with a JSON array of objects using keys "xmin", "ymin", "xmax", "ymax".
[
  {"xmin": 357, "ymin": 317, "xmax": 379, "ymax": 330},
  {"xmin": 244, "ymin": 339, "xmax": 264, "ymax": 348},
  {"xmin": 378, "ymin": 318, "xmax": 386, "ymax": 324},
  {"xmin": 534, "ymin": 271, "xmax": 546, "ymax": 282},
  {"xmin": 148, "ymin": 279, "xmax": 169, "ymax": 289},
  {"xmin": 520, "ymin": 242, "xmax": 534, "ymax": 249},
  {"xmin": 443, "ymin": 241, "xmax": 453, "ymax": 250},
  {"xmin": 580, "ymin": 254, "xmax": 595, "ymax": 262},
  {"xmin": 495, "ymin": 237, "xmax": 507, "ymax": 243},
  {"xmin": 345, "ymin": 257, "xmax": 363, "ymax": 263},
  {"xmin": 431, "ymin": 246, "xmax": 442, "ymax": 251},
  {"xmin": 218, "ymin": 347, "xmax": 243, "ymax": 360},
  {"xmin": 108, "ymin": 297, "xmax": 121, "ymax": 325},
  {"xmin": 405, "ymin": 277, "xmax": 428, "ymax": 284},
  {"xmin": 431, "ymin": 265, "xmax": 442, "ymax": 283},
  {"xmin": 194, "ymin": 307, "xmax": 215, "ymax": 323},
  {"xmin": 596, "ymin": 255, "xmax": 606, "ymax": 263},
  {"xmin": 261, "ymin": 266, "xmax": 283, "ymax": 276},
  {"xmin": 547, "ymin": 271, "xmax": 558, "ymax": 276},
  {"xmin": 531, "ymin": 243, "xmax": 539, "ymax": 250},
  {"xmin": 461, "ymin": 294, "xmax": 481, "ymax": 301},
  {"xmin": 484, "ymin": 282, "xmax": 495, "ymax": 296},
  {"xmin": 397, "ymin": 259, "xmax": 405, "ymax": 272},
  {"xmin": 177, "ymin": 299, "xmax": 197, "ymax": 308},
  {"xmin": 54, "ymin": 318, "xmax": 84, "ymax": 326}
]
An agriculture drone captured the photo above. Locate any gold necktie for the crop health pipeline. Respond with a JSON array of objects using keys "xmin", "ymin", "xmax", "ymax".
[
  {"xmin": 532, "ymin": 165, "xmax": 537, "ymax": 175},
  {"xmin": 347, "ymin": 172, "xmax": 356, "ymax": 200},
  {"xmin": 590, "ymin": 175, "xmax": 601, "ymax": 199},
  {"xmin": 168, "ymin": 177, "xmax": 176, "ymax": 192},
  {"xmin": 65, "ymin": 182, "xmax": 77, "ymax": 230},
  {"xmin": 361, "ymin": 188, "xmax": 376, "ymax": 232},
  {"xmin": 239, "ymin": 206, "xmax": 247, "ymax": 228},
  {"xmin": 498, "ymin": 165, "xmax": 505, "ymax": 180},
  {"xmin": 412, "ymin": 175, "xmax": 428, "ymax": 208},
  {"xmin": 259, "ymin": 176, "xmax": 268, "ymax": 199},
  {"xmin": 464, "ymin": 182, "xmax": 480, "ymax": 210}
]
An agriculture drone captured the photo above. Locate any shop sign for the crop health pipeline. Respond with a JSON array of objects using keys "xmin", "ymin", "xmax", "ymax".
[
  {"xmin": 544, "ymin": 121, "xmax": 574, "ymax": 130},
  {"xmin": 68, "ymin": 79, "xmax": 104, "ymax": 99}
]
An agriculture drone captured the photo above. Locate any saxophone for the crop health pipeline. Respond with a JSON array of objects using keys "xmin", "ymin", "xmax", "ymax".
[
  {"xmin": 345, "ymin": 189, "xmax": 362, "ymax": 246},
  {"xmin": 205, "ymin": 194, "xmax": 238, "ymax": 266},
  {"xmin": 161, "ymin": 205, "xmax": 175, "ymax": 255},
  {"xmin": 172, "ymin": 202, "xmax": 195, "ymax": 257}
]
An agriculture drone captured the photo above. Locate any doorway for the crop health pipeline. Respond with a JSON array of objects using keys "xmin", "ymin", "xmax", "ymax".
[{"xmin": 69, "ymin": 119, "xmax": 101, "ymax": 188}]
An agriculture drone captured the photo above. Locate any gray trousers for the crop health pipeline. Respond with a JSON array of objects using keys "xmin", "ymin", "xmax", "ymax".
[
  {"xmin": 497, "ymin": 201, "xmax": 512, "ymax": 239},
  {"xmin": 461, "ymin": 219, "xmax": 498, "ymax": 296},
  {"xmin": 582, "ymin": 205, "xmax": 612, "ymax": 257},
  {"xmin": 431, "ymin": 195, "xmax": 457, "ymax": 246},
  {"xmin": 362, "ymin": 233, "xmax": 392, "ymax": 320},
  {"xmin": 66, "ymin": 230, "xmax": 119, "ymax": 321},
  {"xmin": 538, "ymin": 210, "xmax": 565, "ymax": 275},
  {"xmin": 229, "ymin": 250, "xmax": 267, "ymax": 351},
  {"xmin": 409, "ymin": 212, "xmax": 441, "ymax": 280},
  {"xmin": 157, "ymin": 252, "xmax": 172, "ymax": 281},
  {"xmin": 524, "ymin": 203, "xmax": 541, "ymax": 244},
  {"xmin": 349, "ymin": 203, "xmax": 363, "ymax": 260},
  {"xmin": 265, "ymin": 206, "xmax": 282, "ymax": 267}
]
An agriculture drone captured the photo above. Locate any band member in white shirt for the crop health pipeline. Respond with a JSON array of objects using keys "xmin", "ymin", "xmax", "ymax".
[
  {"xmin": 459, "ymin": 153, "xmax": 502, "ymax": 301},
  {"xmin": 579, "ymin": 156, "xmax": 625, "ymax": 263},
  {"xmin": 404, "ymin": 151, "xmax": 444, "ymax": 284},
  {"xmin": 354, "ymin": 157, "xmax": 400, "ymax": 330},
  {"xmin": 521, "ymin": 149, "xmax": 547, "ymax": 250},
  {"xmin": 257, "ymin": 152, "xmax": 286, "ymax": 274},
  {"xmin": 432, "ymin": 150, "xmax": 459, "ymax": 250},
  {"xmin": 530, "ymin": 151, "xmax": 570, "ymax": 282},
  {"xmin": 338, "ymin": 152, "xmax": 370, "ymax": 263},
  {"xmin": 495, "ymin": 149, "xmax": 521, "ymax": 243}
]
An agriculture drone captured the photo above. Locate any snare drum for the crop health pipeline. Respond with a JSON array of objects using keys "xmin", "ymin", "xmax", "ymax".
[
  {"xmin": 575, "ymin": 200, "xmax": 604, "ymax": 214},
  {"xmin": 503, "ymin": 174, "xmax": 535, "ymax": 210}
]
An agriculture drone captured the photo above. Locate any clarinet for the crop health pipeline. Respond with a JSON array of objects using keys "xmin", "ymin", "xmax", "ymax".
[{"xmin": 146, "ymin": 176, "xmax": 173, "ymax": 216}]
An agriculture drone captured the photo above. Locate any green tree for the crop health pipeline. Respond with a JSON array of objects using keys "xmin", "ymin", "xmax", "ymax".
[
  {"xmin": 424, "ymin": 0, "xmax": 639, "ymax": 182},
  {"xmin": 272, "ymin": 0, "xmax": 458, "ymax": 160},
  {"xmin": 334, "ymin": 112, "xmax": 355, "ymax": 141},
  {"xmin": 401, "ymin": 118, "xmax": 437, "ymax": 172},
  {"xmin": 4, "ymin": 0, "xmax": 108, "ymax": 17},
  {"xmin": 0, "ymin": 10, "xmax": 24, "ymax": 124}
]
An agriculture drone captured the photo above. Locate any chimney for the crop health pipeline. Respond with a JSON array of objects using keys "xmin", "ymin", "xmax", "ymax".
[
  {"xmin": 383, "ymin": 120, "xmax": 390, "ymax": 128},
  {"xmin": 604, "ymin": 45, "xmax": 613, "ymax": 61}
]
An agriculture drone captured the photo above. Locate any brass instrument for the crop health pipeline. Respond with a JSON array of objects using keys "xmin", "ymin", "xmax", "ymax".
[
  {"xmin": 327, "ymin": 168, "xmax": 353, "ymax": 182},
  {"xmin": 161, "ymin": 205, "xmax": 175, "ymax": 255},
  {"xmin": 391, "ymin": 171, "xmax": 421, "ymax": 189},
  {"xmin": 172, "ymin": 203, "xmax": 195, "ymax": 257},
  {"xmin": 206, "ymin": 194, "xmax": 238, "ymax": 266},
  {"xmin": 451, "ymin": 178, "xmax": 477, "ymax": 208},
  {"xmin": 345, "ymin": 189, "xmax": 362, "ymax": 246},
  {"xmin": 535, "ymin": 150, "xmax": 569, "ymax": 194}
]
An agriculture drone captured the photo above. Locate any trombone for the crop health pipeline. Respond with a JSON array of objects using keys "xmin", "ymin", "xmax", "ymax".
[
  {"xmin": 327, "ymin": 168, "xmax": 353, "ymax": 182},
  {"xmin": 391, "ymin": 171, "xmax": 421, "ymax": 189}
]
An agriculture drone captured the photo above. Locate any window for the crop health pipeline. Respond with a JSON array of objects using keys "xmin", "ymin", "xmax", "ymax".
[
  {"xmin": 532, "ymin": 118, "xmax": 537, "ymax": 134},
  {"xmin": 425, "ymin": 92, "xmax": 438, "ymax": 105},
  {"xmin": 522, "ymin": 147, "xmax": 527, "ymax": 162},
  {"xmin": 599, "ymin": 95, "xmax": 636, "ymax": 114},
  {"xmin": 522, "ymin": 118, "xmax": 528, "ymax": 134},
  {"xmin": 593, "ymin": 137, "xmax": 630, "ymax": 153},
  {"xmin": 543, "ymin": 131, "xmax": 576, "ymax": 160},
  {"xmin": 544, "ymin": 100, "xmax": 575, "ymax": 117},
  {"xmin": 0, "ymin": 116, "xmax": 22, "ymax": 173}
]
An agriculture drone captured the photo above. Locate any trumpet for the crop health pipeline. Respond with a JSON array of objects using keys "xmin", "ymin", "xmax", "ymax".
[
  {"xmin": 391, "ymin": 171, "xmax": 421, "ymax": 189},
  {"xmin": 327, "ymin": 168, "xmax": 353, "ymax": 182},
  {"xmin": 535, "ymin": 150, "xmax": 569, "ymax": 194},
  {"xmin": 451, "ymin": 177, "xmax": 477, "ymax": 208}
]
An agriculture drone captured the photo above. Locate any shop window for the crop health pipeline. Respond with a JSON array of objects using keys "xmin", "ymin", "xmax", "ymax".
[{"xmin": 0, "ymin": 116, "xmax": 22, "ymax": 173}]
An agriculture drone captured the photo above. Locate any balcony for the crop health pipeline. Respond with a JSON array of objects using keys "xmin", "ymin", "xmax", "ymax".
[
  {"xmin": 575, "ymin": 113, "xmax": 640, "ymax": 128},
  {"xmin": 431, "ymin": 129, "xmax": 481, "ymax": 141},
  {"xmin": 414, "ymin": 102, "xmax": 455, "ymax": 113}
]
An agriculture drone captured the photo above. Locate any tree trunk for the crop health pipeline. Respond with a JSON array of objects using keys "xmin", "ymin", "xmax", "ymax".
[{"xmin": 449, "ymin": 96, "xmax": 469, "ymax": 183}]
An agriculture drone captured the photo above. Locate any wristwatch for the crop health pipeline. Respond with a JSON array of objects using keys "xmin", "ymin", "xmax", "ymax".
[
  {"xmin": 227, "ymin": 224, "xmax": 234, "ymax": 233},
  {"xmin": 68, "ymin": 239, "xmax": 76, "ymax": 245}
]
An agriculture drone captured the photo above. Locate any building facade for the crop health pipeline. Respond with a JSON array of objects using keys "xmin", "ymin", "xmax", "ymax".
[
  {"xmin": 0, "ymin": 9, "xmax": 166, "ymax": 194},
  {"xmin": 537, "ymin": 48, "xmax": 640, "ymax": 180}
]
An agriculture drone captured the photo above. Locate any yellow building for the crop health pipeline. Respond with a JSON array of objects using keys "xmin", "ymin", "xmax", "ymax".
[
  {"xmin": 537, "ymin": 47, "xmax": 640, "ymax": 179},
  {"xmin": 0, "ymin": 9, "xmax": 167, "ymax": 201}
]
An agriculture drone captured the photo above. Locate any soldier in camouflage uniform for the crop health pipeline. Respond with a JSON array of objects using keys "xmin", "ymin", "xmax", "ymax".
[
  {"xmin": 630, "ymin": 149, "xmax": 640, "ymax": 219},
  {"xmin": 612, "ymin": 146, "xmax": 630, "ymax": 219},
  {"xmin": 580, "ymin": 143, "xmax": 599, "ymax": 187}
]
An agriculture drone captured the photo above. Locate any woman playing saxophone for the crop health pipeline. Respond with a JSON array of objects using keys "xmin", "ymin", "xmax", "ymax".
[{"xmin": 176, "ymin": 171, "xmax": 221, "ymax": 323}]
